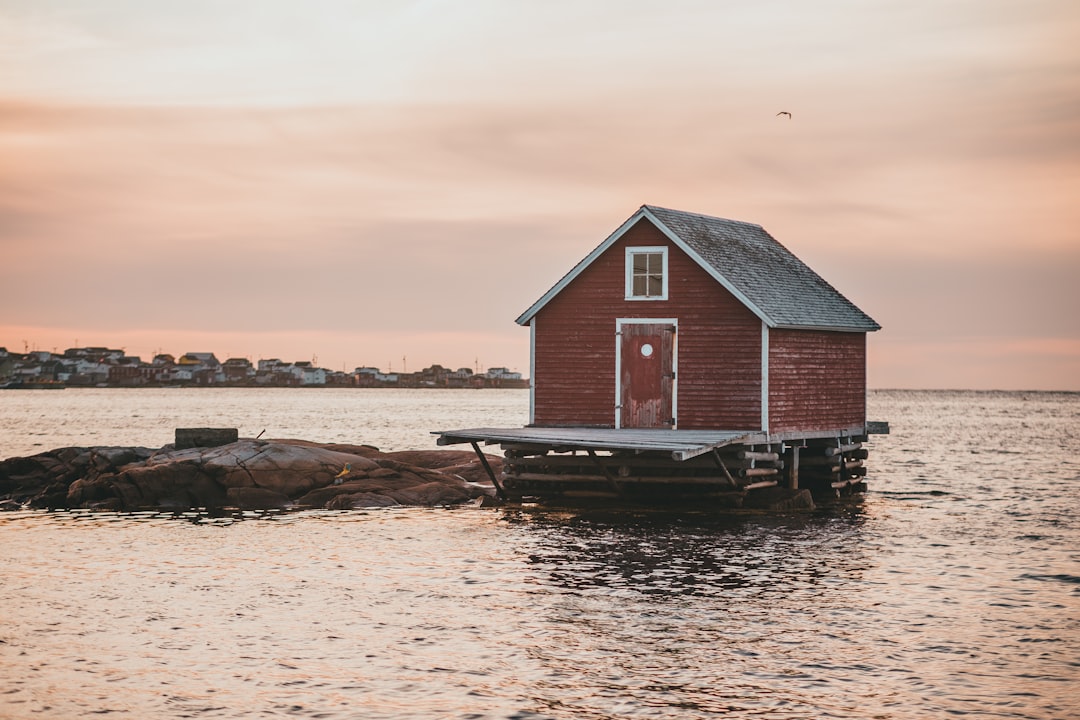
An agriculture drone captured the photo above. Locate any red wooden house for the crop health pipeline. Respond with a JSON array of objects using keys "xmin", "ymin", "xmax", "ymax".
[
  {"xmin": 438, "ymin": 205, "xmax": 884, "ymax": 505},
  {"xmin": 516, "ymin": 204, "xmax": 880, "ymax": 434}
]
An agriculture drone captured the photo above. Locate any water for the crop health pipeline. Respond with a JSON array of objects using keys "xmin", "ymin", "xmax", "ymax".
[
  {"xmin": 1, "ymin": 389, "xmax": 1077, "ymax": 719},
  {"xmin": 0, "ymin": 387, "xmax": 529, "ymax": 459}
]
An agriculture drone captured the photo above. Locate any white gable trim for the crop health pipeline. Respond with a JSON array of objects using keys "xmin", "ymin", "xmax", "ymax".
[
  {"xmin": 515, "ymin": 206, "xmax": 778, "ymax": 327},
  {"xmin": 639, "ymin": 207, "xmax": 774, "ymax": 327},
  {"xmin": 515, "ymin": 211, "xmax": 645, "ymax": 325}
]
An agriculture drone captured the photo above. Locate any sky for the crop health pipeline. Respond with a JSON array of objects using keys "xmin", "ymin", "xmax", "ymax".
[{"xmin": 1, "ymin": 0, "xmax": 1078, "ymax": 389}]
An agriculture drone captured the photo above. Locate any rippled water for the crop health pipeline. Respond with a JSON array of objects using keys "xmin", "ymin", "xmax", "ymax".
[
  {"xmin": 1, "ymin": 389, "xmax": 1077, "ymax": 719},
  {"xmin": 0, "ymin": 387, "xmax": 530, "ymax": 459}
]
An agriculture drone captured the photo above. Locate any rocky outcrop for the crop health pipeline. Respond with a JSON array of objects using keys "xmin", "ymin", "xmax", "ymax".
[{"xmin": 0, "ymin": 439, "xmax": 499, "ymax": 512}]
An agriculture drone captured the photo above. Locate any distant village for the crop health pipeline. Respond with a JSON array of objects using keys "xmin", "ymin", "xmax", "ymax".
[{"xmin": 0, "ymin": 346, "xmax": 528, "ymax": 389}]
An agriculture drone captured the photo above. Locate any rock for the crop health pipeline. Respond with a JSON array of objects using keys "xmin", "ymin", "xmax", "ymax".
[
  {"xmin": 742, "ymin": 487, "xmax": 815, "ymax": 511},
  {"xmin": 175, "ymin": 428, "xmax": 238, "ymax": 450},
  {"xmin": 108, "ymin": 462, "xmax": 226, "ymax": 511},
  {"xmin": 379, "ymin": 450, "xmax": 486, "ymax": 469},
  {"xmin": 149, "ymin": 440, "xmax": 379, "ymax": 497},
  {"xmin": 382, "ymin": 481, "xmax": 473, "ymax": 506},
  {"xmin": 66, "ymin": 476, "xmax": 118, "ymax": 506},
  {"xmin": 475, "ymin": 494, "xmax": 505, "ymax": 508},
  {"xmin": 0, "ymin": 439, "xmax": 486, "ymax": 512},
  {"xmin": 226, "ymin": 486, "xmax": 292, "ymax": 510},
  {"xmin": 326, "ymin": 492, "xmax": 400, "ymax": 509}
]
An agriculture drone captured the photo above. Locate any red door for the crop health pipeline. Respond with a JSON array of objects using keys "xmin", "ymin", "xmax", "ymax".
[{"xmin": 619, "ymin": 322, "xmax": 675, "ymax": 428}]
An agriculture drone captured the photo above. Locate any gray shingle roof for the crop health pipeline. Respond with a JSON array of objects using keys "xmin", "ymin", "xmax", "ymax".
[
  {"xmin": 517, "ymin": 205, "xmax": 880, "ymax": 332},
  {"xmin": 643, "ymin": 205, "xmax": 880, "ymax": 331}
]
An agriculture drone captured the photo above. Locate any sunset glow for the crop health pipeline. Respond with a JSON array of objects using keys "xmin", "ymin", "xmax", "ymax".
[{"xmin": 2, "ymin": 1, "xmax": 1078, "ymax": 388}]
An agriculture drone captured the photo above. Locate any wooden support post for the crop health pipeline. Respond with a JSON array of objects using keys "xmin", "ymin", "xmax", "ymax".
[
  {"xmin": 587, "ymin": 449, "xmax": 623, "ymax": 495},
  {"xmin": 712, "ymin": 449, "xmax": 740, "ymax": 489},
  {"xmin": 786, "ymin": 444, "xmax": 800, "ymax": 490},
  {"xmin": 738, "ymin": 467, "xmax": 779, "ymax": 478},
  {"xmin": 470, "ymin": 441, "xmax": 507, "ymax": 500},
  {"xmin": 737, "ymin": 450, "xmax": 780, "ymax": 462}
]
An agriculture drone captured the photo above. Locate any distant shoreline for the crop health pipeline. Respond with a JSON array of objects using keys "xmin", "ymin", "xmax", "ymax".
[{"xmin": 1, "ymin": 347, "xmax": 527, "ymax": 390}]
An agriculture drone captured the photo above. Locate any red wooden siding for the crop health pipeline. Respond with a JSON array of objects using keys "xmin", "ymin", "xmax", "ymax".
[
  {"xmin": 767, "ymin": 329, "xmax": 866, "ymax": 433},
  {"xmin": 532, "ymin": 219, "xmax": 762, "ymax": 429}
]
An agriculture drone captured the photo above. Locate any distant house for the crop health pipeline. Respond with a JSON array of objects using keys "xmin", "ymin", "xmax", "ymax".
[
  {"xmin": 413, "ymin": 364, "xmax": 450, "ymax": 387},
  {"xmin": 68, "ymin": 358, "xmax": 111, "ymax": 385},
  {"xmin": 283, "ymin": 361, "xmax": 326, "ymax": 386},
  {"xmin": 0, "ymin": 349, "xmax": 12, "ymax": 381},
  {"xmin": 222, "ymin": 358, "xmax": 255, "ymax": 383},
  {"xmin": 354, "ymin": 367, "xmax": 398, "ymax": 386},
  {"xmin": 108, "ymin": 364, "xmax": 145, "ymax": 386},
  {"xmin": 300, "ymin": 365, "xmax": 327, "ymax": 386},
  {"xmin": 178, "ymin": 353, "xmax": 223, "ymax": 384},
  {"xmin": 485, "ymin": 367, "xmax": 522, "ymax": 381},
  {"xmin": 178, "ymin": 352, "xmax": 220, "ymax": 369},
  {"xmin": 171, "ymin": 367, "xmax": 195, "ymax": 383},
  {"xmin": 515, "ymin": 205, "xmax": 880, "ymax": 433},
  {"xmin": 66, "ymin": 347, "xmax": 125, "ymax": 362}
]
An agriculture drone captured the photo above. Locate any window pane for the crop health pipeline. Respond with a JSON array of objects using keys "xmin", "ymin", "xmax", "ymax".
[
  {"xmin": 629, "ymin": 250, "xmax": 664, "ymax": 297},
  {"xmin": 645, "ymin": 253, "xmax": 661, "ymax": 274}
]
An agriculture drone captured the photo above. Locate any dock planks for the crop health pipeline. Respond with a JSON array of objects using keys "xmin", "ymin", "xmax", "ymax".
[{"xmin": 435, "ymin": 427, "xmax": 762, "ymax": 461}]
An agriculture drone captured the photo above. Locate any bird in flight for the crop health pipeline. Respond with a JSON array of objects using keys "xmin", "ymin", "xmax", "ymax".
[{"xmin": 776, "ymin": 111, "xmax": 792, "ymax": 119}]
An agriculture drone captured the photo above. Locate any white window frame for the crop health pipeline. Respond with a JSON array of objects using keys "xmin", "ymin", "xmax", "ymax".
[{"xmin": 624, "ymin": 246, "xmax": 668, "ymax": 301}]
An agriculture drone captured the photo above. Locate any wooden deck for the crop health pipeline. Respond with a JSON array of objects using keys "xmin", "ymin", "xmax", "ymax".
[
  {"xmin": 434, "ymin": 424, "xmax": 884, "ymax": 503},
  {"xmin": 434, "ymin": 427, "xmax": 765, "ymax": 461}
]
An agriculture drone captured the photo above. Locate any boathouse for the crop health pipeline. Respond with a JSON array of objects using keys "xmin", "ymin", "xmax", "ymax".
[{"xmin": 437, "ymin": 205, "xmax": 885, "ymax": 505}]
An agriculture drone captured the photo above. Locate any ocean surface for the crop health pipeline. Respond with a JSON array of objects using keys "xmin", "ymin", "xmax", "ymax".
[{"xmin": 0, "ymin": 388, "xmax": 1077, "ymax": 719}]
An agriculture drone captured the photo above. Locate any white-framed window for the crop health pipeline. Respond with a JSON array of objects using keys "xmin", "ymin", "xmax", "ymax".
[{"xmin": 625, "ymin": 246, "xmax": 668, "ymax": 300}]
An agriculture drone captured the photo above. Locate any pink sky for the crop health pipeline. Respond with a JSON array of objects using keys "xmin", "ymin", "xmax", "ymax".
[{"xmin": 1, "ymin": 1, "xmax": 1078, "ymax": 389}]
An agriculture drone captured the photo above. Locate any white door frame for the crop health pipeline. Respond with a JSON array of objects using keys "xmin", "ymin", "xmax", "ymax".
[{"xmin": 615, "ymin": 317, "xmax": 678, "ymax": 429}]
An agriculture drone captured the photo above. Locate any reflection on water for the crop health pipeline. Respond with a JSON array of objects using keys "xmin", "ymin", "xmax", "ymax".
[
  {"xmin": 512, "ymin": 508, "xmax": 872, "ymax": 598},
  {"xmin": 1, "ymin": 390, "xmax": 1078, "ymax": 719}
]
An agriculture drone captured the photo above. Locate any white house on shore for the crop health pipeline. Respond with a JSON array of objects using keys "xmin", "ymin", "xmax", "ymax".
[{"xmin": 485, "ymin": 367, "xmax": 522, "ymax": 381}]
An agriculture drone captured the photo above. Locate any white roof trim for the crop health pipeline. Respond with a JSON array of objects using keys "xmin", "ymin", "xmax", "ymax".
[
  {"xmin": 638, "ymin": 207, "xmax": 775, "ymax": 327},
  {"xmin": 515, "ymin": 210, "xmax": 647, "ymax": 325},
  {"xmin": 516, "ymin": 206, "xmax": 778, "ymax": 327}
]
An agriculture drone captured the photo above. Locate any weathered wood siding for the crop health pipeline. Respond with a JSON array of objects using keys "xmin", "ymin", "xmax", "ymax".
[
  {"xmin": 532, "ymin": 219, "xmax": 762, "ymax": 429},
  {"xmin": 767, "ymin": 329, "xmax": 866, "ymax": 433}
]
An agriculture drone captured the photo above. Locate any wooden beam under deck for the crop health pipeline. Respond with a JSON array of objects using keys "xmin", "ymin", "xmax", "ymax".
[{"xmin": 435, "ymin": 425, "xmax": 876, "ymax": 502}]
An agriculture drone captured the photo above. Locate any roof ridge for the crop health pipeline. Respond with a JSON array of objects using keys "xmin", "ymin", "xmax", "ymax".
[{"xmin": 642, "ymin": 204, "xmax": 764, "ymax": 229}]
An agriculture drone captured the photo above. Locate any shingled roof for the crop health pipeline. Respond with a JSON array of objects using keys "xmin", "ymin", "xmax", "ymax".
[{"xmin": 516, "ymin": 205, "xmax": 880, "ymax": 332}]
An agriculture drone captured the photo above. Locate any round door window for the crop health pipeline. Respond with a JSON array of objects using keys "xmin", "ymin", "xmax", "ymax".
[{"xmin": 640, "ymin": 343, "xmax": 654, "ymax": 357}]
